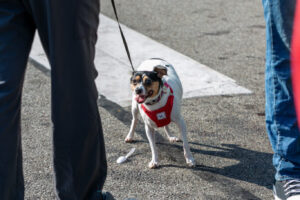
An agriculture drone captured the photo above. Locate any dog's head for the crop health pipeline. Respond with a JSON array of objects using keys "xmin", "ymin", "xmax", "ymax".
[{"xmin": 130, "ymin": 68, "xmax": 167, "ymax": 104}]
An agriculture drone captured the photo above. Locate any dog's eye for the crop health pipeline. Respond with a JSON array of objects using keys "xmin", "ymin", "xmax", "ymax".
[
  {"xmin": 144, "ymin": 79, "xmax": 152, "ymax": 86},
  {"xmin": 132, "ymin": 79, "xmax": 138, "ymax": 85}
]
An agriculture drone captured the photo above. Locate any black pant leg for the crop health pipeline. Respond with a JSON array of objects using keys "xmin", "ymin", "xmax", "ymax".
[
  {"xmin": 27, "ymin": 0, "xmax": 107, "ymax": 199},
  {"xmin": 0, "ymin": 1, "xmax": 35, "ymax": 199}
]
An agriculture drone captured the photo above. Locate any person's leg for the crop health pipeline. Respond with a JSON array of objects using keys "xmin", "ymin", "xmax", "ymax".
[
  {"xmin": 26, "ymin": 0, "xmax": 107, "ymax": 199},
  {"xmin": 0, "ymin": 1, "xmax": 35, "ymax": 199},
  {"xmin": 263, "ymin": 0, "xmax": 300, "ymax": 181}
]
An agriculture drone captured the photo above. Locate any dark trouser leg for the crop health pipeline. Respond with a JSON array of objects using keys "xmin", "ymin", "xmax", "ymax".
[
  {"xmin": 27, "ymin": 0, "xmax": 107, "ymax": 199},
  {"xmin": 0, "ymin": 1, "xmax": 35, "ymax": 199}
]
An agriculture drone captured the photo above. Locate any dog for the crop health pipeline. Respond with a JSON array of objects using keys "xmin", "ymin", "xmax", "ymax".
[{"xmin": 125, "ymin": 58, "xmax": 195, "ymax": 169}]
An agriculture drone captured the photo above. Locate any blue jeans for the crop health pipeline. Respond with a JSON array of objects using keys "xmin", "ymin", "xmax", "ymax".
[{"xmin": 262, "ymin": 0, "xmax": 300, "ymax": 181}]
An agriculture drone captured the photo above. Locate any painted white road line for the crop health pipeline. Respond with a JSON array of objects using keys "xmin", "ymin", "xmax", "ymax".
[{"xmin": 30, "ymin": 14, "xmax": 251, "ymax": 107}]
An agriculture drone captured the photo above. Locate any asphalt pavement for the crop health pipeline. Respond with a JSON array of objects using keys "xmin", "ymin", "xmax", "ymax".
[{"xmin": 22, "ymin": 0, "xmax": 273, "ymax": 199}]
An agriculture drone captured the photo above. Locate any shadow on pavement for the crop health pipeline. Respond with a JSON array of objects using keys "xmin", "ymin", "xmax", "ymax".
[
  {"xmin": 99, "ymin": 95, "xmax": 272, "ymax": 199},
  {"xmin": 160, "ymin": 142, "xmax": 274, "ymax": 189}
]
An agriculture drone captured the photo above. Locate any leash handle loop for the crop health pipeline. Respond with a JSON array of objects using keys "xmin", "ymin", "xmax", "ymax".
[{"xmin": 111, "ymin": 0, "xmax": 135, "ymax": 72}]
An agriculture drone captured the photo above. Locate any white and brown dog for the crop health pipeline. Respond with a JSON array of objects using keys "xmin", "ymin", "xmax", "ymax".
[{"xmin": 125, "ymin": 58, "xmax": 195, "ymax": 168}]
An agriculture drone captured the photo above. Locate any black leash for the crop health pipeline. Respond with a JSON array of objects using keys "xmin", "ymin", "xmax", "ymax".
[{"xmin": 111, "ymin": 0, "xmax": 135, "ymax": 72}]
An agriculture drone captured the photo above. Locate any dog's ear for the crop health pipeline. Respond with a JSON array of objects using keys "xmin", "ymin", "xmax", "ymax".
[{"xmin": 154, "ymin": 67, "xmax": 167, "ymax": 78}]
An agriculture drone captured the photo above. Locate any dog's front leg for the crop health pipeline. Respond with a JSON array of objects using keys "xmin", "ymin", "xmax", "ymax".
[
  {"xmin": 164, "ymin": 125, "xmax": 181, "ymax": 143},
  {"xmin": 125, "ymin": 101, "xmax": 138, "ymax": 143},
  {"xmin": 175, "ymin": 117, "xmax": 196, "ymax": 167},
  {"xmin": 145, "ymin": 125, "xmax": 158, "ymax": 169}
]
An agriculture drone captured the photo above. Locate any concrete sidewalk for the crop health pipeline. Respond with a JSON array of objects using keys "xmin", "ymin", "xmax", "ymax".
[{"xmin": 30, "ymin": 14, "xmax": 251, "ymax": 107}]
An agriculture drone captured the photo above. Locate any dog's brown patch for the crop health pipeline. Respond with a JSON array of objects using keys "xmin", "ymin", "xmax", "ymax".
[
  {"xmin": 131, "ymin": 75, "xmax": 141, "ymax": 91},
  {"xmin": 135, "ymin": 75, "xmax": 141, "ymax": 82},
  {"xmin": 142, "ymin": 75, "xmax": 149, "ymax": 82},
  {"xmin": 149, "ymin": 82, "xmax": 160, "ymax": 97},
  {"xmin": 143, "ymin": 75, "xmax": 160, "ymax": 98}
]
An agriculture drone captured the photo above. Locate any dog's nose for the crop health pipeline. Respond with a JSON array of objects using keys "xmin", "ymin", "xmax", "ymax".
[{"xmin": 135, "ymin": 88, "xmax": 142, "ymax": 94}]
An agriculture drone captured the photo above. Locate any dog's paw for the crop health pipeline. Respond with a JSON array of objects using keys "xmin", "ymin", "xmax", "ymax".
[
  {"xmin": 125, "ymin": 137, "xmax": 134, "ymax": 143},
  {"xmin": 148, "ymin": 161, "xmax": 159, "ymax": 169},
  {"xmin": 168, "ymin": 136, "xmax": 181, "ymax": 143},
  {"xmin": 186, "ymin": 158, "xmax": 196, "ymax": 167}
]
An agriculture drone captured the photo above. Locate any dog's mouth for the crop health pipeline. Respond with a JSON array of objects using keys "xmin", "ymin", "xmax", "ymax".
[
  {"xmin": 135, "ymin": 90, "xmax": 153, "ymax": 104},
  {"xmin": 135, "ymin": 95, "xmax": 146, "ymax": 103}
]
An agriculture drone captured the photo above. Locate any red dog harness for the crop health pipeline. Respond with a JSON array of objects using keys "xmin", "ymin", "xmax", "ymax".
[{"xmin": 141, "ymin": 83, "xmax": 174, "ymax": 127}]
